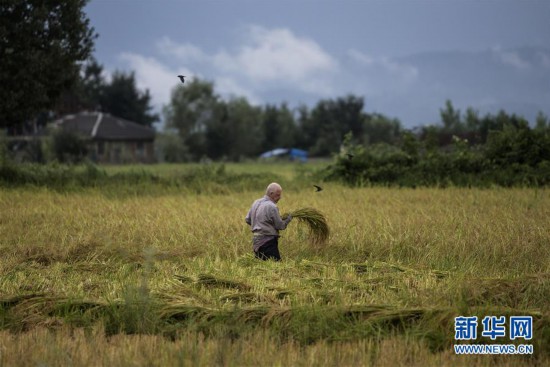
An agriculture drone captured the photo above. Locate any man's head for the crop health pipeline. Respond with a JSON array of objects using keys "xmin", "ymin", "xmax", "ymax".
[{"xmin": 266, "ymin": 182, "xmax": 283, "ymax": 203}]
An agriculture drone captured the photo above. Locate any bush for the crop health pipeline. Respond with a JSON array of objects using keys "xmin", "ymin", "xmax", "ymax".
[
  {"xmin": 325, "ymin": 126, "xmax": 550, "ymax": 188},
  {"xmin": 486, "ymin": 122, "xmax": 550, "ymax": 167},
  {"xmin": 51, "ymin": 130, "xmax": 88, "ymax": 163}
]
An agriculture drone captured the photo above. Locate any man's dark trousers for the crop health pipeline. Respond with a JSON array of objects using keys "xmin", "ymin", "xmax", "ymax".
[{"xmin": 254, "ymin": 237, "xmax": 281, "ymax": 261}]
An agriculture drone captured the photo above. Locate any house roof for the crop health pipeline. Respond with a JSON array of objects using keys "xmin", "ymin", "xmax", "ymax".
[{"xmin": 54, "ymin": 112, "xmax": 155, "ymax": 141}]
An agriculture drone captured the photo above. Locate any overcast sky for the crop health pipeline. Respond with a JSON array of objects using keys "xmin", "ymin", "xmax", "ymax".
[{"xmin": 85, "ymin": 0, "xmax": 550, "ymax": 127}]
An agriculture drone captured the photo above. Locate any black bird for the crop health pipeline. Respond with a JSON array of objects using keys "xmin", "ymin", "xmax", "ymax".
[
  {"xmin": 313, "ymin": 185, "xmax": 323, "ymax": 192},
  {"xmin": 346, "ymin": 153, "xmax": 354, "ymax": 160},
  {"xmin": 177, "ymin": 75, "xmax": 186, "ymax": 84}
]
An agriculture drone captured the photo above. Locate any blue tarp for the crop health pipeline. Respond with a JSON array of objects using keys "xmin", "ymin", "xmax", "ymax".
[{"xmin": 259, "ymin": 148, "xmax": 308, "ymax": 162}]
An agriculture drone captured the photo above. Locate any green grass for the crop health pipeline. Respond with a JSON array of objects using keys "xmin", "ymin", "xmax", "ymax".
[
  {"xmin": 0, "ymin": 161, "xmax": 326, "ymax": 197},
  {"xmin": 100, "ymin": 161, "xmax": 327, "ymax": 181},
  {"xmin": 0, "ymin": 163, "xmax": 549, "ymax": 366}
]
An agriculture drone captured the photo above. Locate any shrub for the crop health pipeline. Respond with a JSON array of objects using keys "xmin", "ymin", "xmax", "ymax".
[{"xmin": 51, "ymin": 130, "xmax": 88, "ymax": 163}]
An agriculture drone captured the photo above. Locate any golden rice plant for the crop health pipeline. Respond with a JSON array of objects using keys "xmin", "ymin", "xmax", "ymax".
[{"xmin": 284, "ymin": 207, "xmax": 330, "ymax": 245}]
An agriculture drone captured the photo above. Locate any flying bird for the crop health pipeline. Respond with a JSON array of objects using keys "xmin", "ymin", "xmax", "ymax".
[
  {"xmin": 177, "ymin": 75, "xmax": 186, "ymax": 84},
  {"xmin": 346, "ymin": 153, "xmax": 354, "ymax": 160},
  {"xmin": 313, "ymin": 185, "xmax": 323, "ymax": 192}
]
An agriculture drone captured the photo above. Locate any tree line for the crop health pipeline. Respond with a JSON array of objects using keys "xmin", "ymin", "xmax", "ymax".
[
  {"xmin": 1, "ymin": 0, "xmax": 549, "ymax": 189},
  {"xmin": 0, "ymin": 0, "xmax": 421, "ymax": 164},
  {"xmin": 160, "ymin": 78, "xmax": 402, "ymax": 162}
]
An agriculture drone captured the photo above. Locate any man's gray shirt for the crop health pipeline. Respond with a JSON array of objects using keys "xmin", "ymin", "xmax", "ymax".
[{"xmin": 245, "ymin": 195, "xmax": 291, "ymax": 251}]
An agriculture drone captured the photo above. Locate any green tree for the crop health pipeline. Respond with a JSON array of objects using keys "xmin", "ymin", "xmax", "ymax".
[
  {"xmin": 300, "ymin": 95, "xmax": 367, "ymax": 156},
  {"xmin": 335, "ymin": 95, "xmax": 366, "ymax": 140},
  {"xmin": 261, "ymin": 103, "xmax": 297, "ymax": 151},
  {"xmin": 79, "ymin": 57, "xmax": 105, "ymax": 110},
  {"xmin": 422, "ymin": 126, "xmax": 440, "ymax": 153},
  {"xmin": 206, "ymin": 98, "xmax": 262, "ymax": 160},
  {"xmin": 400, "ymin": 131, "xmax": 420, "ymax": 160},
  {"xmin": 485, "ymin": 119, "xmax": 549, "ymax": 167},
  {"xmin": 100, "ymin": 71, "xmax": 158, "ymax": 126},
  {"xmin": 440, "ymin": 99, "xmax": 462, "ymax": 132},
  {"xmin": 294, "ymin": 104, "xmax": 312, "ymax": 149},
  {"xmin": 163, "ymin": 79, "xmax": 265, "ymax": 161},
  {"xmin": 459, "ymin": 107, "xmax": 480, "ymax": 144},
  {"xmin": 155, "ymin": 132, "xmax": 189, "ymax": 162},
  {"xmin": 226, "ymin": 97, "xmax": 263, "ymax": 159},
  {"xmin": 308, "ymin": 100, "xmax": 342, "ymax": 156},
  {"xmin": 464, "ymin": 107, "xmax": 480, "ymax": 131},
  {"xmin": 0, "ymin": 0, "xmax": 96, "ymax": 128},
  {"xmin": 535, "ymin": 111, "xmax": 549, "ymax": 131},
  {"xmin": 163, "ymin": 79, "xmax": 221, "ymax": 160},
  {"xmin": 363, "ymin": 113, "xmax": 401, "ymax": 145},
  {"xmin": 55, "ymin": 57, "xmax": 104, "ymax": 115}
]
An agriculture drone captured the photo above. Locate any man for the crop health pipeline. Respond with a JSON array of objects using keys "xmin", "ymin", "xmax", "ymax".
[{"xmin": 245, "ymin": 182, "xmax": 293, "ymax": 261}]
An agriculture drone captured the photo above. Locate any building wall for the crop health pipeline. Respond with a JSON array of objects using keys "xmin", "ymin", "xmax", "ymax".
[{"xmin": 89, "ymin": 140, "xmax": 155, "ymax": 164}]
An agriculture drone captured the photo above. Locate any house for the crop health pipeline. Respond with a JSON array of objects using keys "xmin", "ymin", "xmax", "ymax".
[{"xmin": 53, "ymin": 111, "xmax": 156, "ymax": 163}]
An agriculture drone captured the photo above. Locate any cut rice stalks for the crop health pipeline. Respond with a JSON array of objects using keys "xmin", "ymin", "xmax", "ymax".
[{"xmin": 284, "ymin": 207, "xmax": 329, "ymax": 245}]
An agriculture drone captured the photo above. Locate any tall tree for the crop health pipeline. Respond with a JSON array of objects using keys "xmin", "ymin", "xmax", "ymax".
[
  {"xmin": 335, "ymin": 95, "xmax": 366, "ymax": 140},
  {"xmin": 100, "ymin": 71, "xmax": 158, "ymax": 126},
  {"xmin": 535, "ymin": 111, "xmax": 549, "ymax": 131},
  {"xmin": 440, "ymin": 99, "xmax": 462, "ymax": 132},
  {"xmin": 0, "ymin": 0, "xmax": 96, "ymax": 129},
  {"xmin": 206, "ymin": 98, "xmax": 262, "ymax": 160},
  {"xmin": 163, "ymin": 79, "xmax": 221, "ymax": 160},
  {"xmin": 294, "ymin": 104, "xmax": 311, "ymax": 149},
  {"xmin": 226, "ymin": 98, "xmax": 263, "ymax": 159},
  {"xmin": 79, "ymin": 57, "xmax": 105, "ymax": 110},
  {"xmin": 55, "ymin": 57, "xmax": 104, "ymax": 115},
  {"xmin": 261, "ymin": 103, "xmax": 297, "ymax": 151},
  {"xmin": 299, "ymin": 95, "xmax": 367, "ymax": 156},
  {"xmin": 363, "ymin": 113, "xmax": 401, "ymax": 145}
]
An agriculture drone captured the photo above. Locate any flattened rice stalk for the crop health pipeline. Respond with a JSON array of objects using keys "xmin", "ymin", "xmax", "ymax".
[{"xmin": 283, "ymin": 207, "xmax": 329, "ymax": 245}]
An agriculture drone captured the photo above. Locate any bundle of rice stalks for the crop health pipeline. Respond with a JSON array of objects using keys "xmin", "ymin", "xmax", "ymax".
[
  {"xmin": 159, "ymin": 304, "xmax": 212, "ymax": 322},
  {"xmin": 196, "ymin": 274, "xmax": 251, "ymax": 291},
  {"xmin": 283, "ymin": 207, "xmax": 329, "ymax": 245}
]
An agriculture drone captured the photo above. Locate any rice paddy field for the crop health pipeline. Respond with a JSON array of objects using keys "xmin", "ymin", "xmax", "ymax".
[{"xmin": 0, "ymin": 163, "xmax": 549, "ymax": 366}]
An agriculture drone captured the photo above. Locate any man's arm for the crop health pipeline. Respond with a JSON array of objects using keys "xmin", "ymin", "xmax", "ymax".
[
  {"xmin": 245, "ymin": 209, "xmax": 252, "ymax": 225},
  {"xmin": 270, "ymin": 205, "xmax": 292, "ymax": 230}
]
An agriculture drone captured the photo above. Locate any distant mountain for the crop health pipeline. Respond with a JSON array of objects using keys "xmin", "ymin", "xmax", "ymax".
[{"xmin": 388, "ymin": 46, "xmax": 550, "ymax": 127}]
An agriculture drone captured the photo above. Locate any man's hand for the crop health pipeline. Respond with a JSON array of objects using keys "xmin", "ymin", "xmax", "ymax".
[{"xmin": 285, "ymin": 214, "xmax": 292, "ymax": 223}]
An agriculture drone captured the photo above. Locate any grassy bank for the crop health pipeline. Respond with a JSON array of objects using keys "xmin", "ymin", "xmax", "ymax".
[{"xmin": 0, "ymin": 161, "xmax": 323, "ymax": 196}]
